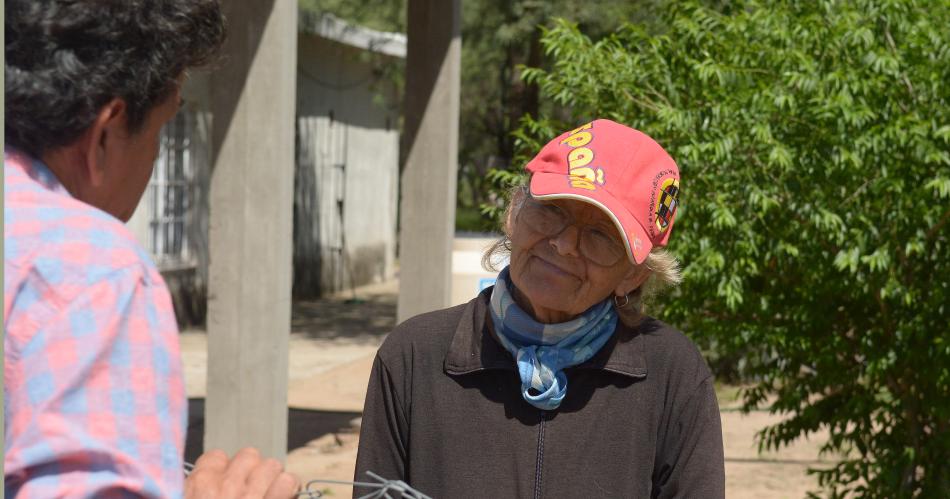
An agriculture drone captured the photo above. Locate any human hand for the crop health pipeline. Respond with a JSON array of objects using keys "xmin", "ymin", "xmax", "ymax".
[{"xmin": 184, "ymin": 447, "xmax": 300, "ymax": 499}]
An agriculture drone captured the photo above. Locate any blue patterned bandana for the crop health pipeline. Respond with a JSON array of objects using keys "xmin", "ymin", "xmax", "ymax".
[{"xmin": 489, "ymin": 266, "xmax": 618, "ymax": 410}]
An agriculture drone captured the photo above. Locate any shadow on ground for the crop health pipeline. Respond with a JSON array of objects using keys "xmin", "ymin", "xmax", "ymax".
[
  {"xmin": 291, "ymin": 292, "xmax": 396, "ymax": 344},
  {"xmin": 185, "ymin": 398, "xmax": 360, "ymax": 464}
]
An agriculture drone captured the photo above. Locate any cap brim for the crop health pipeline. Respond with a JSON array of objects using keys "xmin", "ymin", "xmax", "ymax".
[{"xmin": 529, "ymin": 172, "xmax": 653, "ymax": 265}]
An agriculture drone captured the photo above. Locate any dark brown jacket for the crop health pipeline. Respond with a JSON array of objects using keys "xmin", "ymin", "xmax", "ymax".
[{"xmin": 355, "ymin": 289, "xmax": 725, "ymax": 498}]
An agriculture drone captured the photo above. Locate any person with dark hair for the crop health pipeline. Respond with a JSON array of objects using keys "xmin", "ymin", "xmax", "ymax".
[{"xmin": 4, "ymin": 1, "xmax": 298, "ymax": 497}]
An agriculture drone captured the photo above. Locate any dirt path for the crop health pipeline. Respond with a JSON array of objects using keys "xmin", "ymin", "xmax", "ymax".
[
  {"xmin": 182, "ymin": 279, "xmax": 833, "ymax": 498},
  {"xmin": 720, "ymin": 408, "xmax": 830, "ymax": 498}
]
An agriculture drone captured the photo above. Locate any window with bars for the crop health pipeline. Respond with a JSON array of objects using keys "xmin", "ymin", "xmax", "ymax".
[{"xmin": 145, "ymin": 109, "xmax": 195, "ymax": 269}]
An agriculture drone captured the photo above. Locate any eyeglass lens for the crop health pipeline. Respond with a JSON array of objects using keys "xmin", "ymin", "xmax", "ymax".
[{"xmin": 520, "ymin": 198, "xmax": 625, "ymax": 266}]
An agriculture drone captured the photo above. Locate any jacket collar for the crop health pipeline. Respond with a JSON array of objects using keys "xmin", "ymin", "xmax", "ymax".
[{"xmin": 443, "ymin": 288, "xmax": 648, "ymax": 379}]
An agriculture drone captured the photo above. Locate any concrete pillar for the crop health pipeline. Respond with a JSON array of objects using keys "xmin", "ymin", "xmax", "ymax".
[
  {"xmin": 205, "ymin": 0, "xmax": 296, "ymax": 459},
  {"xmin": 397, "ymin": 0, "xmax": 462, "ymax": 323}
]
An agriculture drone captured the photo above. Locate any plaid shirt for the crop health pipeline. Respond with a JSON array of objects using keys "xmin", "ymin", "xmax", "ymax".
[{"xmin": 4, "ymin": 148, "xmax": 187, "ymax": 498}]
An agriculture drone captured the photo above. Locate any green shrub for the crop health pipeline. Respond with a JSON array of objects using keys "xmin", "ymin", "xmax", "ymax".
[{"xmin": 493, "ymin": 1, "xmax": 950, "ymax": 496}]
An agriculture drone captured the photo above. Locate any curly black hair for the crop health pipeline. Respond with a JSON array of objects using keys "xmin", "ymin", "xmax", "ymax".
[{"xmin": 5, "ymin": 0, "xmax": 226, "ymax": 157}]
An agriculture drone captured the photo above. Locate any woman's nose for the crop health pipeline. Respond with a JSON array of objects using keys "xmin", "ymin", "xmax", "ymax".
[{"xmin": 549, "ymin": 224, "xmax": 581, "ymax": 257}]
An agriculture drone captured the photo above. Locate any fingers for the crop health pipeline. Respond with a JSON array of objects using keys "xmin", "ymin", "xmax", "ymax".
[
  {"xmin": 194, "ymin": 448, "xmax": 230, "ymax": 474},
  {"xmin": 263, "ymin": 471, "xmax": 301, "ymax": 499},
  {"xmin": 185, "ymin": 447, "xmax": 299, "ymax": 499},
  {"xmin": 222, "ymin": 447, "xmax": 262, "ymax": 490},
  {"xmin": 243, "ymin": 455, "xmax": 282, "ymax": 495},
  {"xmin": 186, "ymin": 449, "xmax": 231, "ymax": 499}
]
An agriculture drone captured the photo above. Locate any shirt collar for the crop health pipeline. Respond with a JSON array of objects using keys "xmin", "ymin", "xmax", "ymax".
[
  {"xmin": 5, "ymin": 146, "xmax": 72, "ymax": 197},
  {"xmin": 444, "ymin": 288, "xmax": 649, "ymax": 379}
]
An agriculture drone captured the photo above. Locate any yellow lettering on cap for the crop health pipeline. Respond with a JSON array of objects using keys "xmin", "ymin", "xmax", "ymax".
[
  {"xmin": 561, "ymin": 122, "xmax": 602, "ymax": 192},
  {"xmin": 568, "ymin": 147, "xmax": 594, "ymax": 168},
  {"xmin": 567, "ymin": 122, "xmax": 594, "ymax": 136},
  {"xmin": 569, "ymin": 166, "xmax": 597, "ymax": 183},
  {"xmin": 570, "ymin": 178, "xmax": 597, "ymax": 191},
  {"xmin": 561, "ymin": 131, "xmax": 593, "ymax": 148},
  {"xmin": 569, "ymin": 166, "xmax": 606, "ymax": 186}
]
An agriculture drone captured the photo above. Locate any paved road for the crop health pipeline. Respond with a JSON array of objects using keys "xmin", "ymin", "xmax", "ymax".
[{"xmin": 181, "ymin": 279, "xmax": 832, "ymax": 498}]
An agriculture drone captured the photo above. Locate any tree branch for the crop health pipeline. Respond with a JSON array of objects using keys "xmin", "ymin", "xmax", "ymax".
[
  {"xmin": 621, "ymin": 88, "xmax": 662, "ymax": 113},
  {"xmin": 883, "ymin": 22, "xmax": 917, "ymax": 106},
  {"xmin": 925, "ymin": 206, "xmax": 950, "ymax": 242}
]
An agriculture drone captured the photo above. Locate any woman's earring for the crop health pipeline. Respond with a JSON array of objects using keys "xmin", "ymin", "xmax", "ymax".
[{"xmin": 614, "ymin": 293, "xmax": 630, "ymax": 308}]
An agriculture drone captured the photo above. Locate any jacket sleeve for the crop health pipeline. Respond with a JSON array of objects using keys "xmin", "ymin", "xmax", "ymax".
[
  {"xmin": 652, "ymin": 375, "xmax": 726, "ymax": 499},
  {"xmin": 354, "ymin": 354, "xmax": 410, "ymax": 487}
]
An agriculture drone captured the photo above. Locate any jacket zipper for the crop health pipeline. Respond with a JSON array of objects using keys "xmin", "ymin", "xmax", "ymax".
[{"xmin": 534, "ymin": 411, "xmax": 546, "ymax": 499}]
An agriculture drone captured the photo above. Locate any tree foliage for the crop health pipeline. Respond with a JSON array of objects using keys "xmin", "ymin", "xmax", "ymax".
[
  {"xmin": 497, "ymin": 1, "xmax": 950, "ymax": 496},
  {"xmin": 457, "ymin": 0, "xmax": 661, "ymax": 228},
  {"xmin": 299, "ymin": 0, "xmax": 660, "ymax": 231}
]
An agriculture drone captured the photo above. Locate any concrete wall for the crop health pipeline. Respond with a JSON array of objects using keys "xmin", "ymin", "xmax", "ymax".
[{"xmin": 293, "ymin": 33, "xmax": 400, "ymax": 298}]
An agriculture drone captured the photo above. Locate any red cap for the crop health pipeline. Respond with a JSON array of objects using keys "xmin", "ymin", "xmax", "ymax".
[{"xmin": 525, "ymin": 119, "xmax": 680, "ymax": 264}]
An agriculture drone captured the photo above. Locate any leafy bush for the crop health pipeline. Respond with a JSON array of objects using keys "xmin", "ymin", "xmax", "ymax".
[{"xmin": 494, "ymin": 1, "xmax": 950, "ymax": 496}]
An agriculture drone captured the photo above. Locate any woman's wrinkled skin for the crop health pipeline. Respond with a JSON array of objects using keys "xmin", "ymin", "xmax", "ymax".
[{"xmin": 506, "ymin": 190, "xmax": 648, "ymax": 323}]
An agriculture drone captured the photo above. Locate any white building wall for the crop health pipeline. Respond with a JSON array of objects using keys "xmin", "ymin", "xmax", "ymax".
[{"xmin": 294, "ymin": 31, "xmax": 400, "ymax": 297}]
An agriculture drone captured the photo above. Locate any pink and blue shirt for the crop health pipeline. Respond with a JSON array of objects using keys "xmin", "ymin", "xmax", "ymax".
[{"xmin": 4, "ymin": 148, "xmax": 187, "ymax": 498}]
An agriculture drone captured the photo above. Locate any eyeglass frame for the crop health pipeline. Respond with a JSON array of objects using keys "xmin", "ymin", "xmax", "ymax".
[{"xmin": 514, "ymin": 189, "xmax": 628, "ymax": 267}]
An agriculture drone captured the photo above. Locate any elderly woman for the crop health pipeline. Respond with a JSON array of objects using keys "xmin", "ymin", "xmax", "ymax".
[{"xmin": 355, "ymin": 119, "xmax": 725, "ymax": 498}]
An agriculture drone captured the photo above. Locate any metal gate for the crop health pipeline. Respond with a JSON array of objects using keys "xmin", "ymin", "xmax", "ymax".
[{"xmin": 145, "ymin": 109, "xmax": 198, "ymax": 270}]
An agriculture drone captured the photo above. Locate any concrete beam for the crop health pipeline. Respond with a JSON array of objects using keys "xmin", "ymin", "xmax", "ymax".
[
  {"xmin": 397, "ymin": 0, "xmax": 462, "ymax": 323},
  {"xmin": 298, "ymin": 11, "xmax": 407, "ymax": 58},
  {"xmin": 205, "ymin": 0, "xmax": 296, "ymax": 460}
]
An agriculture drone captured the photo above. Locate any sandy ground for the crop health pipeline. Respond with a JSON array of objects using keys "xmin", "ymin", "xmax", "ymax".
[{"xmin": 181, "ymin": 279, "xmax": 833, "ymax": 498}]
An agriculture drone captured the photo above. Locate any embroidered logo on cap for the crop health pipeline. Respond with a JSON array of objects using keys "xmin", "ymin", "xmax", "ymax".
[{"xmin": 655, "ymin": 178, "xmax": 679, "ymax": 233}]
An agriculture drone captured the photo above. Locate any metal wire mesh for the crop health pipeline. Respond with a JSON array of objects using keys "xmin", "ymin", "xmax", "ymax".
[
  {"xmin": 183, "ymin": 463, "xmax": 429, "ymax": 499},
  {"xmin": 298, "ymin": 471, "xmax": 432, "ymax": 499}
]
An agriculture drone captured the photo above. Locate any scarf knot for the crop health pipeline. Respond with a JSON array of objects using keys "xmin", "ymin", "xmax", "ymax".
[{"xmin": 489, "ymin": 266, "xmax": 617, "ymax": 410}]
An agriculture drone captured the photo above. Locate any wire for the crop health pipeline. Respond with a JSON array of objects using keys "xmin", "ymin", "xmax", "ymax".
[
  {"xmin": 298, "ymin": 471, "xmax": 432, "ymax": 499},
  {"xmin": 183, "ymin": 463, "xmax": 430, "ymax": 499}
]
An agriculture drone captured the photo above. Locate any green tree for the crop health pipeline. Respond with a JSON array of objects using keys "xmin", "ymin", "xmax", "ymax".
[
  {"xmin": 457, "ymin": 0, "xmax": 660, "ymax": 230},
  {"xmin": 497, "ymin": 1, "xmax": 950, "ymax": 496}
]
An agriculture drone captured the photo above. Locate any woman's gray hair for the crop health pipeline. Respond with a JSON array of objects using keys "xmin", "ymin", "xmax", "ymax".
[{"xmin": 482, "ymin": 184, "xmax": 682, "ymax": 327}]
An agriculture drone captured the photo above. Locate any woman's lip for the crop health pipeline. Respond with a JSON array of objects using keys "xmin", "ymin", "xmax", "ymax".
[{"xmin": 532, "ymin": 255, "xmax": 580, "ymax": 279}]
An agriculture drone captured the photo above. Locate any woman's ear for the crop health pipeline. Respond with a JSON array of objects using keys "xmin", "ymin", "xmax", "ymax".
[{"xmin": 614, "ymin": 263, "xmax": 650, "ymax": 298}]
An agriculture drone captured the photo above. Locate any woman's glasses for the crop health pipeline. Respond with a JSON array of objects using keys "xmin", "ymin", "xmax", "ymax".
[{"xmin": 517, "ymin": 196, "xmax": 627, "ymax": 267}]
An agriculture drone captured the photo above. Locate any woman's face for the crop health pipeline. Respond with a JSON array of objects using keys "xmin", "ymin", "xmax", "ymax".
[{"xmin": 507, "ymin": 192, "xmax": 647, "ymax": 323}]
